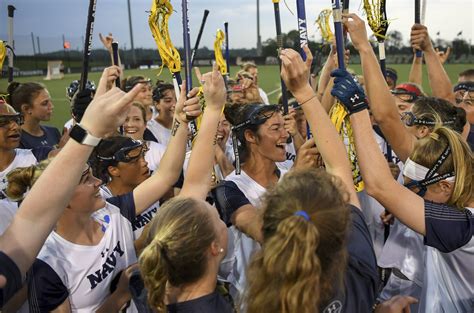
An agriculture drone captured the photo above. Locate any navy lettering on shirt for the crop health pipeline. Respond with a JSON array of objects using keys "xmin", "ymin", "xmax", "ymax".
[
  {"xmin": 133, "ymin": 207, "xmax": 158, "ymax": 232},
  {"xmin": 86, "ymin": 241, "xmax": 125, "ymax": 290}
]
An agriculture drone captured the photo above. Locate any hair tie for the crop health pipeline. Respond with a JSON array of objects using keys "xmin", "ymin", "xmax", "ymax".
[{"xmin": 294, "ymin": 210, "xmax": 310, "ymax": 221}]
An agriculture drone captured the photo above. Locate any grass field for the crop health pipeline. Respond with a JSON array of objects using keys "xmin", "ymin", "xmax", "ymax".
[{"xmin": 0, "ymin": 63, "xmax": 472, "ymax": 130}]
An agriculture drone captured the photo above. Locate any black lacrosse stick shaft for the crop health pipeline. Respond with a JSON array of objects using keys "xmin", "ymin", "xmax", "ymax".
[
  {"xmin": 80, "ymin": 0, "xmax": 97, "ymax": 92},
  {"xmin": 191, "ymin": 9, "xmax": 210, "ymax": 67},
  {"xmin": 112, "ymin": 42, "xmax": 120, "ymax": 88}
]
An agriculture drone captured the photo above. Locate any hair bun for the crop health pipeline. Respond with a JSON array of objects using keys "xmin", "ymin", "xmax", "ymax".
[{"xmin": 5, "ymin": 165, "xmax": 35, "ymax": 201}]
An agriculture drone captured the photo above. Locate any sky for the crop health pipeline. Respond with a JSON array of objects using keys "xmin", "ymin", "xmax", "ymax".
[{"xmin": 0, "ymin": 0, "xmax": 473, "ymax": 55}]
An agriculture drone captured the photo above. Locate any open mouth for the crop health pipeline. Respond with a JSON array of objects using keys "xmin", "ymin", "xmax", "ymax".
[
  {"xmin": 8, "ymin": 133, "xmax": 20, "ymax": 139},
  {"xmin": 275, "ymin": 143, "xmax": 286, "ymax": 150},
  {"xmin": 124, "ymin": 128, "xmax": 138, "ymax": 134}
]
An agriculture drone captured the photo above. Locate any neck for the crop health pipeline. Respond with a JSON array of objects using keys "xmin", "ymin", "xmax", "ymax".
[
  {"xmin": 167, "ymin": 273, "xmax": 217, "ymax": 304},
  {"xmin": 0, "ymin": 149, "xmax": 16, "ymax": 172},
  {"xmin": 22, "ymin": 117, "xmax": 43, "ymax": 136},
  {"xmin": 56, "ymin": 211, "xmax": 103, "ymax": 245},
  {"xmin": 107, "ymin": 179, "xmax": 134, "ymax": 196},
  {"xmin": 242, "ymin": 152, "xmax": 279, "ymax": 188},
  {"xmin": 155, "ymin": 113, "xmax": 173, "ymax": 129}
]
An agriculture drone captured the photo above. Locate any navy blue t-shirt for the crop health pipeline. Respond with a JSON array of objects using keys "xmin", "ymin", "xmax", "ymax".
[
  {"xmin": 20, "ymin": 125, "xmax": 61, "ymax": 149},
  {"xmin": 167, "ymin": 291, "xmax": 234, "ymax": 313},
  {"xmin": 321, "ymin": 206, "xmax": 379, "ymax": 313},
  {"xmin": 424, "ymin": 200, "xmax": 473, "ymax": 253},
  {"xmin": 0, "ymin": 251, "xmax": 23, "ymax": 307}
]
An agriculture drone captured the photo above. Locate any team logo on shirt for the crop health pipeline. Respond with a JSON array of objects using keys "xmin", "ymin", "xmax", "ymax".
[
  {"xmin": 86, "ymin": 241, "xmax": 125, "ymax": 289},
  {"xmin": 133, "ymin": 207, "xmax": 158, "ymax": 231},
  {"xmin": 323, "ymin": 300, "xmax": 342, "ymax": 313}
]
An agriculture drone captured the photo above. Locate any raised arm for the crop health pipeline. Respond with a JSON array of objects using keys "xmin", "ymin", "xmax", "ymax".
[
  {"xmin": 280, "ymin": 46, "xmax": 360, "ymax": 208},
  {"xmin": 0, "ymin": 81, "xmax": 142, "ymax": 276},
  {"xmin": 408, "ymin": 53, "xmax": 423, "ymax": 86},
  {"xmin": 181, "ymin": 66, "xmax": 226, "ymax": 199},
  {"xmin": 344, "ymin": 13, "xmax": 415, "ymax": 162},
  {"xmin": 133, "ymin": 83, "xmax": 201, "ymax": 213},
  {"xmin": 411, "ymin": 24, "xmax": 455, "ymax": 103}
]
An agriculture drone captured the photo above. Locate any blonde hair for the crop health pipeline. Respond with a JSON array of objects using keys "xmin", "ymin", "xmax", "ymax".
[
  {"xmin": 138, "ymin": 197, "xmax": 217, "ymax": 313},
  {"xmin": 245, "ymin": 168, "xmax": 350, "ymax": 313},
  {"xmin": 6, "ymin": 158, "xmax": 52, "ymax": 201},
  {"xmin": 411, "ymin": 126, "xmax": 473, "ymax": 208}
]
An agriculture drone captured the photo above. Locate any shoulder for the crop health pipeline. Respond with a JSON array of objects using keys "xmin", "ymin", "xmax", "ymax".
[
  {"xmin": 424, "ymin": 201, "xmax": 474, "ymax": 253},
  {"xmin": 106, "ymin": 192, "xmax": 137, "ymax": 223},
  {"xmin": 212, "ymin": 180, "xmax": 251, "ymax": 226}
]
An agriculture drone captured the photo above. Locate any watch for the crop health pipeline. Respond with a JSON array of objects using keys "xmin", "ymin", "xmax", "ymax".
[{"xmin": 69, "ymin": 124, "xmax": 101, "ymax": 146}]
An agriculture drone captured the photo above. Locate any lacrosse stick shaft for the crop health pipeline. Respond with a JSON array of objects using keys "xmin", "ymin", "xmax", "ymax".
[
  {"xmin": 191, "ymin": 9, "xmax": 210, "ymax": 67},
  {"xmin": 414, "ymin": 0, "xmax": 422, "ymax": 58},
  {"xmin": 7, "ymin": 5, "xmax": 16, "ymax": 82},
  {"xmin": 224, "ymin": 22, "xmax": 230, "ymax": 76},
  {"xmin": 342, "ymin": 0, "xmax": 349, "ymax": 45},
  {"xmin": 272, "ymin": 0, "xmax": 289, "ymax": 115},
  {"xmin": 182, "ymin": 0, "xmax": 193, "ymax": 95},
  {"xmin": 111, "ymin": 42, "xmax": 121, "ymax": 88},
  {"xmin": 295, "ymin": 0, "xmax": 308, "ymax": 60},
  {"xmin": 378, "ymin": 42, "xmax": 387, "ymax": 77},
  {"xmin": 332, "ymin": 0, "xmax": 346, "ymax": 71},
  {"xmin": 80, "ymin": 0, "xmax": 97, "ymax": 92}
]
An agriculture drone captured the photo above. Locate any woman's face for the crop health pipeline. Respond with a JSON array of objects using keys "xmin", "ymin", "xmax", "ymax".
[
  {"xmin": 123, "ymin": 106, "xmax": 146, "ymax": 140},
  {"xmin": 111, "ymin": 146, "xmax": 150, "ymax": 188},
  {"xmin": 135, "ymin": 82, "xmax": 153, "ymax": 107},
  {"xmin": 251, "ymin": 112, "xmax": 288, "ymax": 162},
  {"xmin": 0, "ymin": 105, "xmax": 21, "ymax": 150},
  {"xmin": 28, "ymin": 89, "xmax": 53, "ymax": 121},
  {"xmin": 393, "ymin": 94, "xmax": 414, "ymax": 115},
  {"xmin": 216, "ymin": 116, "xmax": 231, "ymax": 149},
  {"xmin": 69, "ymin": 167, "xmax": 105, "ymax": 213},
  {"xmin": 155, "ymin": 89, "xmax": 176, "ymax": 115}
]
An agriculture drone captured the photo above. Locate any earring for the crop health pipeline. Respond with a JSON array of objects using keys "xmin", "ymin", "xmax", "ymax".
[{"xmin": 219, "ymin": 248, "xmax": 224, "ymax": 253}]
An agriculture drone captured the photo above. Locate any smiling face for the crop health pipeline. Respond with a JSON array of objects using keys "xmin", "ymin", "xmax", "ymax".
[
  {"xmin": 216, "ymin": 115, "xmax": 231, "ymax": 149},
  {"xmin": 26, "ymin": 89, "xmax": 53, "ymax": 121},
  {"xmin": 247, "ymin": 112, "xmax": 288, "ymax": 163},
  {"xmin": 109, "ymin": 146, "xmax": 150, "ymax": 189},
  {"xmin": 155, "ymin": 88, "xmax": 176, "ymax": 116},
  {"xmin": 123, "ymin": 105, "xmax": 146, "ymax": 140},
  {"xmin": 0, "ymin": 103, "xmax": 22, "ymax": 150},
  {"xmin": 68, "ymin": 166, "xmax": 105, "ymax": 213}
]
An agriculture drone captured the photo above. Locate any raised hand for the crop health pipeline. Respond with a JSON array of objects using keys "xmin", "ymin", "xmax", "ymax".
[
  {"xmin": 410, "ymin": 24, "xmax": 433, "ymax": 52},
  {"xmin": 174, "ymin": 81, "xmax": 202, "ymax": 124},
  {"xmin": 201, "ymin": 63, "xmax": 227, "ymax": 112},
  {"xmin": 279, "ymin": 45, "xmax": 313, "ymax": 97},
  {"xmin": 342, "ymin": 13, "xmax": 370, "ymax": 52},
  {"xmin": 80, "ymin": 84, "xmax": 142, "ymax": 138},
  {"xmin": 293, "ymin": 139, "xmax": 322, "ymax": 170},
  {"xmin": 95, "ymin": 65, "xmax": 122, "ymax": 97},
  {"xmin": 330, "ymin": 69, "xmax": 368, "ymax": 114},
  {"xmin": 99, "ymin": 32, "xmax": 114, "ymax": 52},
  {"xmin": 435, "ymin": 47, "xmax": 451, "ymax": 64},
  {"xmin": 283, "ymin": 109, "xmax": 298, "ymax": 137}
]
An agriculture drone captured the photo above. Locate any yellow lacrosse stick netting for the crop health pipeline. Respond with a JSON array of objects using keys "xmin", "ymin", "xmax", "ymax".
[
  {"xmin": 0, "ymin": 41, "xmax": 8, "ymax": 75},
  {"xmin": 316, "ymin": 9, "xmax": 334, "ymax": 43},
  {"xmin": 214, "ymin": 29, "xmax": 227, "ymax": 76},
  {"xmin": 148, "ymin": 0, "xmax": 181, "ymax": 75},
  {"xmin": 330, "ymin": 102, "xmax": 365, "ymax": 192},
  {"xmin": 363, "ymin": 0, "xmax": 389, "ymax": 41}
]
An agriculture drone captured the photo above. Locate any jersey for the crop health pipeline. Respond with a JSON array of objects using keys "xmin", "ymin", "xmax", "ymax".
[
  {"xmin": 144, "ymin": 141, "xmax": 166, "ymax": 172},
  {"xmin": 28, "ymin": 194, "xmax": 137, "ymax": 313},
  {"xmin": 146, "ymin": 119, "xmax": 171, "ymax": 146},
  {"xmin": 166, "ymin": 291, "xmax": 233, "ymax": 313},
  {"xmin": 97, "ymin": 186, "xmax": 159, "ymax": 240},
  {"xmin": 275, "ymin": 141, "xmax": 296, "ymax": 172},
  {"xmin": 0, "ymin": 148, "xmax": 52, "ymax": 234},
  {"xmin": 214, "ymin": 169, "xmax": 286, "ymax": 301},
  {"xmin": 19, "ymin": 125, "xmax": 61, "ymax": 149},
  {"xmin": 419, "ymin": 203, "xmax": 474, "ymax": 312}
]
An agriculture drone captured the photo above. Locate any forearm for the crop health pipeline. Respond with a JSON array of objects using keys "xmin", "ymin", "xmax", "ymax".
[
  {"xmin": 320, "ymin": 78, "xmax": 336, "ymax": 113},
  {"xmin": 294, "ymin": 86, "xmax": 355, "ymax": 190},
  {"xmin": 215, "ymin": 145, "xmax": 234, "ymax": 178},
  {"xmin": 96, "ymin": 289, "xmax": 131, "ymax": 313},
  {"xmin": 424, "ymin": 47, "xmax": 455, "ymax": 102},
  {"xmin": 0, "ymin": 140, "xmax": 93, "ymax": 274},
  {"xmin": 408, "ymin": 54, "xmax": 423, "ymax": 86},
  {"xmin": 181, "ymin": 108, "xmax": 222, "ymax": 199},
  {"xmin": 317, "ymin": 57, "xmax": 336, "ymax": 101},
  {"xmin": 292, "ymin": 132, "xmax": 305, "ymax": 151},
  {"xmin": 155, "ymin": 119, "xmax": 188, "ymax": 184},
  {"xmin": 350, "ymin": 110, "xmax": 395, "ymax": 193},
  {"xmin": 233, "ymin": 208, "xmax": 263, "ymax": 244}
]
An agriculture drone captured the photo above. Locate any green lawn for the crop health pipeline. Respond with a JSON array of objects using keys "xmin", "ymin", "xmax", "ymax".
[{"xmin": 0, "ymin": 63, "xmax": 471, "ymax": 130}]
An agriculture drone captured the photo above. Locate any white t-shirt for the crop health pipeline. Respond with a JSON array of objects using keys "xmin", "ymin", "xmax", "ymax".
[
  {"xmin": 0, "ymin": 148, "xmax": 50, "ymax": 235},
  {"xmin": 29, "ymin": 196, "xmax": 137, "ymax": 313},
  {"xmin": 259, "ymin": 87, "xmax": 269, "ymax": 105},
  {"xmin": 144, "ymin": 141, "xmax": 167, "ymax": 172},
  {"xmin": 146, "ymin": 119, "xmax": 171, "ymax": 146},
  {"xmin": 220, "ymin": 169, "xmax": 287, "ymax": 300},
  {"xmin": 275, "ymin": 142, "xmax": 296, "ymax": 172},
  {"xmin": 97, "ymin": 185, "xmax": 159, "ymax": 240}
]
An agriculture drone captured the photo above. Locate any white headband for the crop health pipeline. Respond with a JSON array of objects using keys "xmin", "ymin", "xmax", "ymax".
[{"xmin": 403, "ymin": 158, "xmax": 455, "ymax": 182}]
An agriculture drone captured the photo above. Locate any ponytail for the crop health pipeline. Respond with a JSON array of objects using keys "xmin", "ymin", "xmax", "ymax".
[
  {"xmin": 6, "ymin": 159, "xmax": 52, "ymax": 201},
  {"xmin": 246, "ymin": 215, "xmax": 321, "ymax": 313}
]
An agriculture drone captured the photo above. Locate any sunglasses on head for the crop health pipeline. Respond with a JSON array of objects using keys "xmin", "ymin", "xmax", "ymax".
[
  {"xmin": 392, "ymin": 91, "xmax": 419, "ymax": 103},
  {"xmin": 0, "ymin": 114, "xmax": 23, "ymax": 127}
]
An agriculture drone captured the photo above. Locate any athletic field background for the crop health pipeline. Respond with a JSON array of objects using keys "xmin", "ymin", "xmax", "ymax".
[{"xmin": 0, "ymin": 63, "xmax": 472, "ymax": 130}]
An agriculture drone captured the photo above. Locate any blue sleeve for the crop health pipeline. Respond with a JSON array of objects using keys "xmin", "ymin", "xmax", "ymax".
[
  {"xmin": 0, "ymin": 251, "xmax": 23, "ymax": 307},
  {"xmin": 424, "ymin": 201, "xmax": 474, "ymax": 253},
  {"xmin": 31, "ymin": 146, "xmax": 53, "ymax": 161},
  {"xmin": 106, "ymin": 192, "xmax": 136, "ymax": 224},
  {"xmin": 143, "ymin": 129, "xmax": 158, "ymax": 143},
  {"xmin": 173, "ymin": 170, "xmax": 184, "ymax": 189},
  {"xmin": 28, "ymin": 259, "xmax": 69, "ymax": 312},
  {"xmin": 212, "ymin": 181, "xmax": 251, "ymax": 226},
  {"xmin": 347, "ymin": 206, "xmax": 378, "ymax": 271}
]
